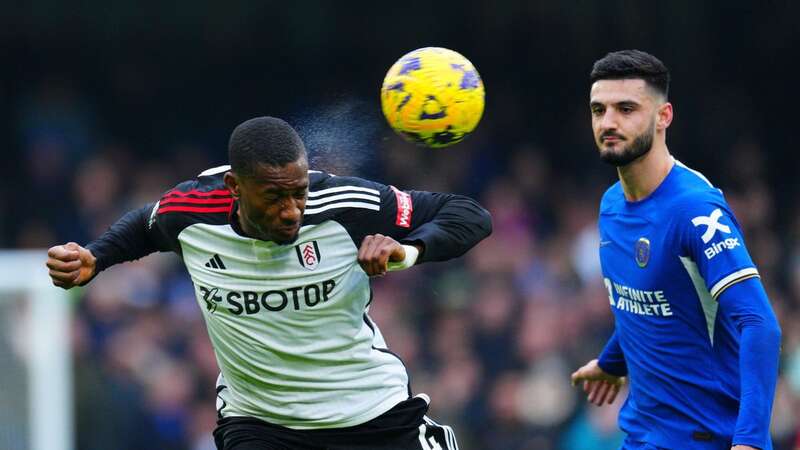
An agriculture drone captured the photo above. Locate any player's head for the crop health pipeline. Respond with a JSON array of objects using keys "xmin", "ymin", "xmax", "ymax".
[
  {"xmin": 589, "ymin": 50, "xmax": 673, "ymax": 167},
  {"xmin": 224, "ymin": 116, "xmax": 309, "ymax": 244}
]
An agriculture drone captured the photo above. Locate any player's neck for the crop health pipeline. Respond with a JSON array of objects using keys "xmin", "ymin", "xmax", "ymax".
[
  {"xmin": 617, "ymin": 143, "xmax": 674, "ymax": 202},
  {"xmin": 235, "ymin": 207, "xmax": 269, "ymax": 241}
]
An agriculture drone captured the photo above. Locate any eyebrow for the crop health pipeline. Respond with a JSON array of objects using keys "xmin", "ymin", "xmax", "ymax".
[{"xmin": 589, "ymin": 100, "xmax": 641, "ymax": 108}]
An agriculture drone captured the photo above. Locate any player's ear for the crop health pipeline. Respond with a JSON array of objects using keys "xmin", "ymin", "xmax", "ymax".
[
  {"xmin": 656, "ymin": 102, "xmax": 673, "ymax": 131},
  {"xmin": 224, "ymin": 171, "xmax": 241, "ymax": 198}
]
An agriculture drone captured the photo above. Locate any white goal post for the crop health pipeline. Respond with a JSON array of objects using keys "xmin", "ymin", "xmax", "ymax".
[{"xmin": 0, "ymin": 250, "xmax": 73, "ymax": 450}]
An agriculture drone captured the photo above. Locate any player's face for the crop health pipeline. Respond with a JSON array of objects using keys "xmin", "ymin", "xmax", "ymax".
[
  {"xmin": 229, "ymin": 158, "xmax": 309, "ymax": 244},
  {"xmin": 590, "ymin": 79, "xmax": 660, "ymax": 167}
]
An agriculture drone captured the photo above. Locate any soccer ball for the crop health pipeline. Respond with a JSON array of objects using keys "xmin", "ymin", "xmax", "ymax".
[{"xmin": 381, "ymin": 47, "xmax": 485, "ymax": 148}]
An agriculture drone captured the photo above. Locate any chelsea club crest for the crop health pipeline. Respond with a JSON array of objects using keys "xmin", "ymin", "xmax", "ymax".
[{"xmin": 635, "ymin": 237, "xmax": 650, "ymax": 268}]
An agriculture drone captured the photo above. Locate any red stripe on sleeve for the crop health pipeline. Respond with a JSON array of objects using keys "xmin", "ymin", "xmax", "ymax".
[
  {"xmin": 164, "ymin": 189, "xmax": 232, "ymax": 198},
  {"xmin": 157, "ymin": 205, "xmax": 234, "ymax": 215},
  {"xmin": 159, "ymin": 197, "xmax": 233, "ymax": 206}
]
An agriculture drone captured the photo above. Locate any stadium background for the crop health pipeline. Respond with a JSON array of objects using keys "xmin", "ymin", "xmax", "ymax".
[{"xmin": 2, "ymin": 2, "xmax": 800, "ymax": 449}]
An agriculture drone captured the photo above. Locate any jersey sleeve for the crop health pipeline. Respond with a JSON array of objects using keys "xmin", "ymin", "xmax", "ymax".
[
  {"xmin": 717, "ymin": 278, "xmax": 781, "ymax": 448},
  {"xmin": 597, "ymin": 331, "xmax": 627, "ymax": 376},
  {"xmin": 85, "ymin": 202, "xmax": 174, "ymax": 273},
  {"xmin": 396, "ymin": 187, "xmax": 493, "ymax": 262},
  {"xmin": 313, "ymin": 175, "xmax": 492, "ymax": 263},
  {"xmin": 676, "ymin": 195, "xmax": 759, "ymax": 300},
  {"xmin": 86, "ymin": 173, "xmax": 233, "ymax": 273}
]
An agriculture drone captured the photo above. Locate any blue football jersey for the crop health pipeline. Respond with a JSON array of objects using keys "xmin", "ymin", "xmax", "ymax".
[{"xmin": 597, "ymin": 161, "xmax": 768, "ymax": 450}]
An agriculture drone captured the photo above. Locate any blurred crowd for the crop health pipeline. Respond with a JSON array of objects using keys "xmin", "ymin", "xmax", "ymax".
[{"xmin": 3, "ymin": 75, "xmax": 800, "ymax": 450}]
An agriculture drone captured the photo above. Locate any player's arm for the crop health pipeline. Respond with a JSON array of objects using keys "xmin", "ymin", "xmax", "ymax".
[
  {"xmin": 393, "ymin": 189, "xmax": 492, "ymax": 263},
  {"xmin": 597, "ymin": 331, "xmax": 627, "ymax": 377},
  {"xmin": 336, "ymin": 178, "xmax": 492, "ymax": 276},
  {"xmin": 678, "ymin": 198, "xmax": 780, "ymax": 449},
  {"xmin": 357, "ymin": 187, "xmax": 492, "ymax": 275},
  {"xmin": 717, "ymin": 278, "xmax": 781, "ymax": 449},
  {"xmin": 46, "ymin": 203, "xmax": 167, "ymax": 289}
]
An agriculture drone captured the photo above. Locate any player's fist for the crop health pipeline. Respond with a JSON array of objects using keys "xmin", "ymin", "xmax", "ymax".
[
  {"xmin": 46, "ymin": 242, "xmax": 97, "ymax": 289},
  {"xmin": 571, "ymin": 359, "xmax": 625, "ymax": 406},
  {"xmin": 358, "ymin": 234, "xmax": 405, "ymax": 277}
]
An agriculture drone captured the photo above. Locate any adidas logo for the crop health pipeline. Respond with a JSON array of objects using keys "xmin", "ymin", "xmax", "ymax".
[{"xmin": 205, "ymin": 254, "xmax": 227, "ymax": 270}]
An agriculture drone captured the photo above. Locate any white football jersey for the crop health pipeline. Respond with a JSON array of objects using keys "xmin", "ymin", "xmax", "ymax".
[{"xmin": 87, "ymin": 166, "xmax": 492, "ymax": 429}]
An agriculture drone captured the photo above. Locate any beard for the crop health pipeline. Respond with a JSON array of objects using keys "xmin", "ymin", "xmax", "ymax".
[{"xmin": 597, "ymin": 120, "xmax": 655, "ymax": 167}]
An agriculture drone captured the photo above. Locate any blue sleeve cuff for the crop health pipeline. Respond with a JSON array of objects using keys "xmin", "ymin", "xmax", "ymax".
[
  {"xmin": 731, "ymin": 438, "xmax": 766, "ymax": 450},
  {"xmin": 598, "ymin": 332, "xmax": 628, "ymax": 377},
  {"xmin": 597, "ymin": 354, "xmax": 627, "ymax": 377}
]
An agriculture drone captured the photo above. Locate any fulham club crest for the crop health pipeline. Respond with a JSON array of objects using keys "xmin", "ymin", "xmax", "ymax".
[{"xmin": 295, "ymin": 241, "xmax": 322, "ymax": 271}]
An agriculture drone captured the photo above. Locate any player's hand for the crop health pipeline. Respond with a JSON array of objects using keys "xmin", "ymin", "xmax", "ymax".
[
  {"xmin": 46, "ymin": 242, "xmax": 97, "ymax": 289},
  {"xmin": 571, "ymin": 359, "xmax": 625, "ymax": 406},
  {"xmin": 731, "ymin": 446, "xmax": 759, "ymax": 450},
  {"xmin": 358, "ymin": 234, "xmax": 405, "ymax": 277}
]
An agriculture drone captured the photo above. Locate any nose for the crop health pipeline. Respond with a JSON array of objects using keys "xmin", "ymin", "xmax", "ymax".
[
  {"xmin": 279, "ymin": 198, "xmax": 302, "ymax": 224},
  {"xmin": 598, "ymin": 110, "xmax": 618, "ymax": 131}
]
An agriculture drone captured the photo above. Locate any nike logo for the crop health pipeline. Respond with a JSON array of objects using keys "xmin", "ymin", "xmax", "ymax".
[{"xmin": 599, "ymin": 240, "xmax": 612, "ymax": 247}]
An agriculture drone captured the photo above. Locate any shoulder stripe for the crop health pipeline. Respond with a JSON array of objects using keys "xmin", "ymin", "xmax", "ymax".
[
  {"xmin": 304, "ymin": 201, "xmax": 380, "ymax": 215},
  {"xmin": 674, "ymin": 159, "xmax": 715, "ymax": 188},
  {"xmin": 165, "ymin": 189, "xmax": 231, "ymax": 198},
  {"xmin": 198, "ymin": 165, "xmax": 231, "ymax": 177},
  {"xmin": 306, "ymin": 192, "xmax": 380, "ymax": 207},
  {"xmin": 710, "ymin": 267, "xmax": 760, "ymax": 299},
  {"xmin": 158, "ymin": 204, "xmax": 233, "ymax": 215},
  {"xmin": 308, "ymin": 185, "xmax": 380, "ymax": 198},
  {"xmin": 160, "ymin": 197, "xmax": 232, "ymax": 206}
]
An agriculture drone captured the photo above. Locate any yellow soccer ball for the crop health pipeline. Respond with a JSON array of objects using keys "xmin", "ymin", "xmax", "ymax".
[{"xmin": 381, "ymin": 47, "xmax": 485, "ymax": 148}]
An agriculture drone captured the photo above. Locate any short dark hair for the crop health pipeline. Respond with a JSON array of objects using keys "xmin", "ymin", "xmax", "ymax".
[
  {"xmin": 590, "ymin": 50, "xmax": 670, "ymax": 98},
  {"xmin": 228, "ymin": 116, "xmax": 306, "ymax": 177}
]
